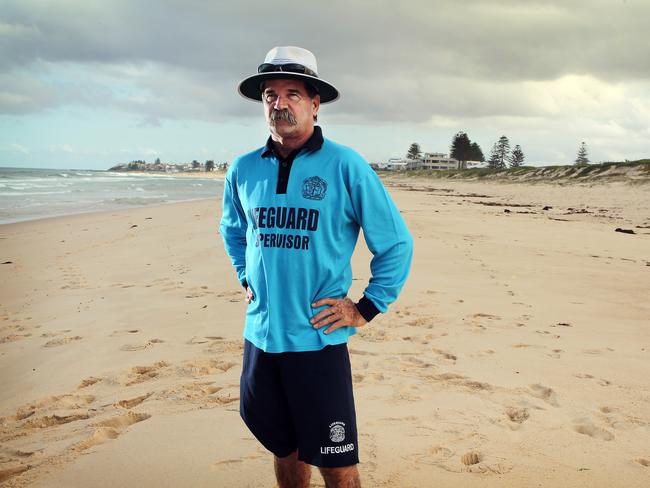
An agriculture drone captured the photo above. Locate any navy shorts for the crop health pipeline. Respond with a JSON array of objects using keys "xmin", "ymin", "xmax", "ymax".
[{"xmin": 240, "ymin": 339, "xmax": 359, "ymax": 468}]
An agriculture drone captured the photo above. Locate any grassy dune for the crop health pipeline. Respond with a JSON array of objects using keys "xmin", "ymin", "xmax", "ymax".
[{"xmin": 394, "ymin": 159, "xmax": 650, "ymax": 184}]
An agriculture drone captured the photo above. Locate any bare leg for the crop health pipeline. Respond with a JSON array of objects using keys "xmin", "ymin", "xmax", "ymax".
[
  {"xmin": 274, "ymin": 451, "xmax": 312, "ymax": 488},
  {"xmin": 319, "ymin": 465, "xmax": 361, "ymax": 488}
]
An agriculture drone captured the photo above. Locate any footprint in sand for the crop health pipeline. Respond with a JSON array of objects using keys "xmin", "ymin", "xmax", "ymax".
[
  {"xmin": 461, "ymin": 451, "xmax": 481, "ymax": 465},
  {"xmin": 463, "ymin": 312, "xmax": 501, "ymax": 332},
  {"xmin": 546, "ymin": 348, "xmax": 563, "ymax": 359},
  {"xmin": 431, "ymin": 373, "xmax": 493, "ymax": 392},
  {"xmin": 597, "ymin": 407, "xmax": 648, "ymax": 431},
  {"xmin": 0, "ymin": 333, "xmax": 32, "ymax": 343},
  {"xmin": 114, "ymin": 392, "xmax": 153, "ymax": 409},
  {"xmin": 187, "ymin": 336, "xmax": 225, "ymax": 345},
  {"xmin": 412, "ymin": 445, "xmax": 454, "ymax": 466},
  {"xmin": 23, "ymin": 413, "xmax": 90, "ymax": 429},
  {"xmin": 161, "ymin": 382, "xmax": 238, "ymax": 406},
  {"xmin": 0, "ymin": 465, "xmax": 32, "ymax": 484},
  {"xmin": 582, "ymin": 347, "xmax": 615, "ymax": 355},
  {"xmin": 40, "ymin": 329, "xmax": 71, "ymax": 338},
  {"xmin": 11, "ymin": 394, "xmax": 96, "ymax": 423},
  {"xmin": 178, "ymin": 358, "xmax": 238, "ymax": 377},
  {"xmin": 635, "ymin": 458, "xmax": 650, "ymax": 467},
  {"xmin": 505, "ymin": 406, "xmax": 530, "ymax": 424},
  {"xmin": 43, "ymin": 335, "xmax": 82, "ymax": 347},
  {"xmin": 77, "ymin": 377, "xmax": 102, "ymax": 389},
  {"xmin": 405, "ymin": 316, "xmax": 436, "ymax": 328},
  {"xmin": 110, "ymin": 329, "xmax": 140, "ymax": 337},
  {"xmin": 402, "ymin": 335, "xmax": 430, "ymax": 345},
  {"xmin": 352, "ymin": 372, "xmax": 385, "ymax": 385},
  {"xmin": 573, "ymin": 419, "xmax": 614, "ymax": 441},
  {"xmin": 527, "ymin": 384, "xmax": 558, "ymax": 406},
  {"xmin": 573, "ymin": 373, "xmax": 611, "ymax": 386},
  {"xmin": 74, "ymin": 412, "xmax": 151, "ymax": 451},
  {"xmin": 431, "ymin": 348, "xmax": 457, "ymax": 361},
  {"xmin": 118, "ymin": 361, "xmax": 170, "ymax": 386},
  {"xmin": 119, "ymin": 338, "xmax": 165, "ymax": 351}
]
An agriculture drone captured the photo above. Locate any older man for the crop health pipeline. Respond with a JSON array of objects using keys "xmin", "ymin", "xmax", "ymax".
[{"xmin": 220, "ymin": 46, "xmax": 413, "ymax": 488}]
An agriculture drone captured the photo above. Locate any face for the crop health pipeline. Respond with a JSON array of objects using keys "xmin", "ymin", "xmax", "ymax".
[{"xmin": 262, "ymin": 78, "xmax": 320, "ymax": 140}]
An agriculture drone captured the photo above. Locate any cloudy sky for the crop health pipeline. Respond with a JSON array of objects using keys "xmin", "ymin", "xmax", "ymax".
[{"xmin": 1, "ymin": 0, "xmax": 649, "ymax": 169}]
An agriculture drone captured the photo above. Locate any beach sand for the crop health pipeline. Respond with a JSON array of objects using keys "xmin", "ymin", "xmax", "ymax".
[{"xmin": 1, "ymin": 177, "xmax": 649, "ymax": 487}]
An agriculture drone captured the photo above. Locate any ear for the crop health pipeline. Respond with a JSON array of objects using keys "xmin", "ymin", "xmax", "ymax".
[{"xmin": 312, "ymin": 94, "xmax": 320, "ymax": 117}]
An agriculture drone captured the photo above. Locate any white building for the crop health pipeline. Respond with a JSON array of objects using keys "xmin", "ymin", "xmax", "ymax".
[
  {"xmin": 378, "ymin": 153, "xmax": 460, "ymax": 171},
  {"xmin": 421, "ymin": 152, "xmax": 459, "ymax": 170},
  {"xmin": 465, "ymin": 160, "xmax": 488, "ymax": 169},
  {"xmin": 377, "ymin": 158, "xmax": 420, "ymax": 171}
]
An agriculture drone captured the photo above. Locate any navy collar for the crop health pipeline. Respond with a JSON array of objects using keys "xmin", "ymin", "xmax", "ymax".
[{"xmin": 261, "ymin": 125, "xmax": 324, "ymax": 159}]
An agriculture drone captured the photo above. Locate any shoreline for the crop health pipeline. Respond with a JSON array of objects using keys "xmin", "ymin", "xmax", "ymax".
[
  {"xmin": 107, "ymin": 170, "xmax": 226, "ymax": 179},
  {"xmin": 0, "ymin": 196, "xmax": 220, "ymax": 227}
]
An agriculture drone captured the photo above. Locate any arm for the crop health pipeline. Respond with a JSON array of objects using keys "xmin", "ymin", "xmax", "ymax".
[
  {"xmin": 219, "ymin": 167, "xmax": 249, "ymax": 290},
  {"xmin": 312, "ymin": 164, "xmax": 413, "ymax": 333},
  {"xmin": 349, "ymin": 168, "xmax": 413, "ymax": 319}
]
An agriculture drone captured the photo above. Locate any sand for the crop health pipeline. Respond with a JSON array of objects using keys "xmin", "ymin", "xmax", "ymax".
[{"xmin": 1, "ymin": 177, "xmax": 649, "ymax": 487}]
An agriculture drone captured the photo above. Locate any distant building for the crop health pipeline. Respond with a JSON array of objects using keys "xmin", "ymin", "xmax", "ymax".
[
  {"xmin": 377, "ymin": 158, "xmax": 420, "ymax": 171},
  {"xmin": 421, "ymin": 152, "xmax": 459, "ymax": 170},
  {"xmin": 378, "ymin": 152, "xmax": 460, "ymax": 171},
  {"xmin": 465, "ymin": 160, "xmax": 488, "ymax": 169}
]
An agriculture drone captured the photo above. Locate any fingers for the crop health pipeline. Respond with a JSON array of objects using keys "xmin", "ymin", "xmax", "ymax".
[
  {"xmin": 311, "ymin": 297, "xmax": 366, "ymax": 333},
  {"xmin": 311, "ymin": 298, "xmax": 348, "ymax": 332},
  {"xmin": 311, "ymin": 298, "xmax": 338, "ymax": 308},
  {"xmin": 310, "ymin": 306, "xmax": 336, "ymax": 325},
  {"xmin": 324, "ymin": 319, "xmax": 348, "ymax": 335}
]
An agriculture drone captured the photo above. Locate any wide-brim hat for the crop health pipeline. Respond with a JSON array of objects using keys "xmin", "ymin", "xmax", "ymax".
[{"xmin": 238, "ymin": 46, "xmax": 340, "ymax": 104}]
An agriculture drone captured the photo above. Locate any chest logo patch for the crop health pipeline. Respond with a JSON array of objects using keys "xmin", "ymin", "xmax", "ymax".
[{"xmin": 302, "ymin": 176, "xmax": 327, "ymax": 200}]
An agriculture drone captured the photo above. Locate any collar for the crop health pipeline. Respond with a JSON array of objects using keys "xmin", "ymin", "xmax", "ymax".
[{"xmin": 261, "ymin": 125, "xmax": 324, "ymax": 159}]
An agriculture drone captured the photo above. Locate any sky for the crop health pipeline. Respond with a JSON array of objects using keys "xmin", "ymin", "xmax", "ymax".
[{"xmin": 1, "ymin": 0, "xmax": 649, "ymax": 169}]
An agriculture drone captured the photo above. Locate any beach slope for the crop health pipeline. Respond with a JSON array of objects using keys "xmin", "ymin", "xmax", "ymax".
[{"xmin": 1, "ymin": 178, "xmax": 649, "ymax": 487}]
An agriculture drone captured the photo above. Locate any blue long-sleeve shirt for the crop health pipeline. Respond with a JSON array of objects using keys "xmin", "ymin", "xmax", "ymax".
[{"xmin": 220, "ymin": 127, "xmax": 413, "ymax": 352}]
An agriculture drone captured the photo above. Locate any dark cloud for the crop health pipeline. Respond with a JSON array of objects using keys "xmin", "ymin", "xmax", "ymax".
[{"xmin": 1, "ymin": 0, "xmax": 649, "ymax": 124}]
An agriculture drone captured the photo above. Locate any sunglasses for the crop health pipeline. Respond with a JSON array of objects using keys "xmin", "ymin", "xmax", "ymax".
[{"xmin": 258, "ymin": 63, "xmax": 318, "ymax": 78}]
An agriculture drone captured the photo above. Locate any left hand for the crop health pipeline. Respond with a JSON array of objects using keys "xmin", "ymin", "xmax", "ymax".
[{"xmin": 310, "ymin": 297, "xmax": 367, "ymax": 335}]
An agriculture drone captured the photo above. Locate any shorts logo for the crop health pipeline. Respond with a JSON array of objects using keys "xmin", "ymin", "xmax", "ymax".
[
  {"xmin": 302, "ymin": 176, "xmax": 327, "ymax": 200},
  {"xmin": 329, "ymin": 421, "xmax": 345, "ymax": 443}
]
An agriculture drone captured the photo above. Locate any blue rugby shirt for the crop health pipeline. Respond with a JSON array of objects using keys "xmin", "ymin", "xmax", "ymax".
[{"xmin": 220, "ymin": 127, "xmax": 413, "ymax": 352}]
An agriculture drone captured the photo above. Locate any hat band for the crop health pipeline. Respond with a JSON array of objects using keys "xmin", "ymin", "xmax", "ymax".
[{"xmin": 258, "ymin": 63, "xmax": 318, "ymax": 78}]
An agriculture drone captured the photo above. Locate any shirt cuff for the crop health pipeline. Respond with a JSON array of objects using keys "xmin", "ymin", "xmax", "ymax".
[{"xmin": 355, "ymin": 295, "xmax": 381, "ymax": 322}]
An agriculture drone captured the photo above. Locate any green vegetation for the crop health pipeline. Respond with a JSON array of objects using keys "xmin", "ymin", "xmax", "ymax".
[{"xmin": 395, "ymin": 160, "xmax": 650, "ymax": 183}]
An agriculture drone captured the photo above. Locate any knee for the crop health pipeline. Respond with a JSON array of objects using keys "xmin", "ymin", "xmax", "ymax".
[
  {"xmin": 319, "ymin": 465, "xmax": 360, "ymax": 487},
  {"xmin": 275, "ymin": 450, "xmax": 300, "ymax": 465}
]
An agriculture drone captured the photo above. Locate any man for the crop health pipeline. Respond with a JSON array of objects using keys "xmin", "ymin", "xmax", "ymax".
[{"xmin": 220, "ymin": 46, "xmax": 413, "ymax": 488}]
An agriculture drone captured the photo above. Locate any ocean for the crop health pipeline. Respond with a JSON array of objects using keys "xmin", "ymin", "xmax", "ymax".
[{"xmin": 0, "ymin": 167, "xmax": 224, "ymax": 225}]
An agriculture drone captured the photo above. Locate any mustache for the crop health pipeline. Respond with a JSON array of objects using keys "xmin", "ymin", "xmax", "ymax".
[{"xmin": 270, "ymin": 109, "xmax": 297, "ymax": 125}]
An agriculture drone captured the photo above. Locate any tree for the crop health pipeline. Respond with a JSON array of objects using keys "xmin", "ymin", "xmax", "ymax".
[
  {"xmin": 496, "ymin": 135, "xmax": 510, "ymax": 169},
  {"xmin": 488, "ymin": 143, "xmax": 501, "ymax": 169},
  {"xmin": 450, "ymin": 132, "xmax": 472, "ymax": 168},
  {"xmin": 575, "ymin": 142, "xmax": 589, "ymax": 165},
  {"xmin": 192, "ymin": 159, "xmax": 201, "ymax": 169},
  {"xmin": 205, "ymin": 160, "xmax": 215, "ymax": 172},
  {"xmin": 155, "ymin": 157, "xmax": 161, "ymax": 165},
  {"xmin": 469, "ymin": 142, "xmax": 484, "ymax": 162},
  {"xmin": 406, "ymin": 142, "xmax": 421, "ymax": 160},
  {"xmin": 509, "ymin": 145, "xmax": 525, "ymax": 167}
]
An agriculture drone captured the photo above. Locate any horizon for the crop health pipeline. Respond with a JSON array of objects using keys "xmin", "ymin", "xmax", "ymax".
[{"xmin": 2, "ymin": 1, "xmax": 649, "ymax": 169}]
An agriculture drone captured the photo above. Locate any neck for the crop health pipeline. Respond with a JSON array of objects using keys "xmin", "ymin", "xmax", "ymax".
[{"xmin": 271, "ymin": 127, "xmax": 314, "ymax": 158}]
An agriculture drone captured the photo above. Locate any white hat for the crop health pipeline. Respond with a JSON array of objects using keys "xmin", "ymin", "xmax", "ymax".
[{"xmin": 238, "ymin": 46, "xmax": 340, "ymax": 104}]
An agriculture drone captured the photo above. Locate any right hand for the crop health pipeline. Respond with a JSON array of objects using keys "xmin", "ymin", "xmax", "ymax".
[{"xmin": 245, "ymin": 286, "xmax": 254, "ymax": 304}]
